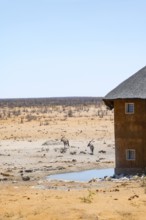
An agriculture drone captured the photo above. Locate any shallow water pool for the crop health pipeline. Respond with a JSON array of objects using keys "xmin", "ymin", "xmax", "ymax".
[{"xmin": 47, "ymin": 168, "xmax": 114, "ymax": 182}]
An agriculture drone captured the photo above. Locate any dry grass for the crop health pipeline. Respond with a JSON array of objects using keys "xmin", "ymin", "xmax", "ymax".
[{"xmin": 0, "ymin": 103, "xmax": 114, "ymax": 141}]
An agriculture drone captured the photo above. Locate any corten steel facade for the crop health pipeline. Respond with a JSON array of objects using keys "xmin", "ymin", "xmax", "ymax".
[
  {"xmin": 103, "ymin": 66, "xmax": 146, "ymax": 175},
  {"xmin": 114, "ymin": 99, "xmax": 146, "ymax": 175}
]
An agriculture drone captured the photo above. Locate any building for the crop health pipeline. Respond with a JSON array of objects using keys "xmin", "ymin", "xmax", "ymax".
[{"xmin": 103, "ymin": 66, "xmax": 146, "ymax": 175}]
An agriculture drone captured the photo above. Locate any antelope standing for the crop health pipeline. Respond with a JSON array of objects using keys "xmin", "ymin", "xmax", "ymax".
[
  {"xmin": 87, "ymin": 140, "xmax": 94, "ymax": 155},
  {"xmin": 61, "ymin": 136, "xmax": 70, "ymax": 148}
]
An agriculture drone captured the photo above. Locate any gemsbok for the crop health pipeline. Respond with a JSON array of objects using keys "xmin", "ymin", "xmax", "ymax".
[
  {"xmin": 87, "ymin": 140, "xmax": 94, "ymax": 155},
  {"xmin": 61, "ymin": 136, "xmax": 70, "ymax": 148}
]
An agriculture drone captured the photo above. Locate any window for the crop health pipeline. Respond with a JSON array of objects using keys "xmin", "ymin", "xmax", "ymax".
[
  {"xmin": 125, "ymin": 103, "xmax": 134, "ymax": 114},
  {"xmin": 126, "ymin": 149, "xmax": 136, "ymax": 160}
]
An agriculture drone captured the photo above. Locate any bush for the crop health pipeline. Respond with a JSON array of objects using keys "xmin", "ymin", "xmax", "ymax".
[{"xmin": 68, "ymin": 109, "xmax": 73, "ymax": 117}]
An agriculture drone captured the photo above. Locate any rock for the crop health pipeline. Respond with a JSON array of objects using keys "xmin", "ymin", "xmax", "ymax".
[
  {"xmin": 70, "ymin": 151, "xmax": 77, "ymax": 155},
  {"xmin": 22, "ymin": 176, "xmax": 30, "ymax": 181},
  {"xmin": 141, "ymin": 175, "xmax": 145, "ymax": 179},
  {"xmin": 42, "ymin": 141, "xmax": 50, "ymax": 146},
  {"xmin": 12, "ymin": 181, "xmax": 18, "ymax": 183},
  {"xmin": 60, "ymin": 148, "xmax": 67, "ymax": 154},
  {"xmin": 116, "ymin": 173, "xmax": 124, "ymax": 179},
  {"xmin": 1, "ymin": 172, "xmax": 12, "ymax": 177},
  {"xmin": 88, "ymin": 178, "xmax": 97, "ymax": 183},
  {"xmin": 79, "ymin": 151, "xmax": 86, "ymax": 154},
  {"xmin": 105, "ymin": 176, "xmax": 112, "ymax": 181},
  {"xmin": 121, "ymin": 177, "xmax": 129, "ymax": 181},
  {"xmin": 128, "ymin": 194, "xmax": 139, "ymax": 200},
  {"xmin": 131, "ymin": 175, "xmax": 139, "ymax": 180},
  {"xmin": 25, "ymin": 169, "xmax": 33, "ymax": 173},
  {"xmin": 0, "ymin": 178, "xmax": 8, "ymax": 181},
  {"xmin": 57, "ymin": 166, "xmax": 65, "ymax": 170},
  {"xmin": 98, "ymin": 150, "xmax": 106, "ymax": 154}
]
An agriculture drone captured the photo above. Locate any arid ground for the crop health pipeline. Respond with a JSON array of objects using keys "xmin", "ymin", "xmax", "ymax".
[{"xmin": 0, "ymin": 101, "xmax": 146, "ymax": 220}]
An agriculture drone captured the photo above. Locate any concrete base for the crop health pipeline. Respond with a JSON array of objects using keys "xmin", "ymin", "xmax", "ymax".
[{"xmin": 115, "ymin": 168, "xmax": 146, "ymax": 175}]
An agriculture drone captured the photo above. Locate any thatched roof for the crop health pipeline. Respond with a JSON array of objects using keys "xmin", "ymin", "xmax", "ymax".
[{"xmin": 103, "ymin": 66, "xmax": 146, "ymax": 109}]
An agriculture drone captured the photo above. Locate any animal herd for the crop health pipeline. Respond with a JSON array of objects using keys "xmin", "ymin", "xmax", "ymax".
[{"xmin": 61, "ymin": 136, "xmax": 94, "ymax": 155}]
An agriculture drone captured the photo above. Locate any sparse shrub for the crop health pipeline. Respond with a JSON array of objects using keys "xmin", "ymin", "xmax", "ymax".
[
  {"xmin": 20, "ymin": 117, "xmax": 24, "ymax": 124},
  {"xmin": 42, "ymin": 141, "xmax": 50, "ymax": 146},
  {"xmin": 7, "ymin": 112, "xmax": 11, "ymax": 118},
  {"xmin": 12, "ymin": 110, "xmax": 21, "ymax": 116},
  {"xmin": 98, "ymin": 150, "xmax": 106, "ymax": 154},
  {"xmin": 26, "ymin": 114, "xmax": 37, "ymax": 121},
  {"xmin": 60, "ymin": 148, "xmax": 67, "ymax": 153},
  {"xmin": 98, "ymin": 110, "xmax": 103, "ymax": 118},
  {"xmin": 80, "ymin": 190, "xmax": 95, "ymax": 204},
  {"xmin": 44, "ymin": 121, "xmax": 49, "ymax": 126},
  {"xmin": 68, "ymin": 109, "xmax": 73, "ymax": 117},
  {"xmin": 70, "ymin": 151, "xmax": 77, "ymax": 155},
  {"xmin": 79, "ymin": 151, "xmax": 86, "ymax": 154},
  {"xmin": 141, "ymin": 177, "xmax": 146, "ymax": 186}
]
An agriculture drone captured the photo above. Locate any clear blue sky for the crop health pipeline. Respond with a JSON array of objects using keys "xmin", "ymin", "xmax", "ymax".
[{"xmin": 0, "ymin": 0, "xmax": 146, "ymax": 98}]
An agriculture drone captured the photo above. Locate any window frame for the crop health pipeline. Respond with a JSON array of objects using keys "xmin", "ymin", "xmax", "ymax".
[
  {"xmin": 125, "ymin": 103, "xmax": 135, "ymax": 114},
  {"xmin": 126, "ymin": 149, "xmax": 136, "ymax": 161}
]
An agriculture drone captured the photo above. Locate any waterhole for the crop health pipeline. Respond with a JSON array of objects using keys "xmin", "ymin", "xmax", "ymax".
[{"xmin": 47, "ymin": 168, "xmax": 114, "ymax": 182}]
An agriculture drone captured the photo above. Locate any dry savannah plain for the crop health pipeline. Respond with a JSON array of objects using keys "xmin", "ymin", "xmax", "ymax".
[{"xmin": 0, "ymin": 98, "xmax": 146, "ymax": 220}]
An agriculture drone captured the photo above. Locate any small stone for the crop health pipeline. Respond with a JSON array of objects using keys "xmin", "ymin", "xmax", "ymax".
[
  {"xmin": 12, "ymin": 181, "xmax": 18, "ymax": 183},
  {"xmin": 25, "ymin": 169, "xmax": 33, "ymax": 173},
  {"xmin": 22, "ymin": 176, "xmax": 30, "ymax": 181},
  {"xmin": 105, "ymin": 176, "xmax": 112, "ymax": 181}
]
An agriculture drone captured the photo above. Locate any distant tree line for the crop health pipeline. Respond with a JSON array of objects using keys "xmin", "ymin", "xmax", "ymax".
[{"xmin": 0, "ymin": 97, "xmax": 103, "ymax": 108}]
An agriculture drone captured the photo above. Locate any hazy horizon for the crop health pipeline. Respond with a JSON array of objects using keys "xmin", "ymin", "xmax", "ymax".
[{"xmin": 0, "ymin": 95, "xmax": 103, "ymax": 100}]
